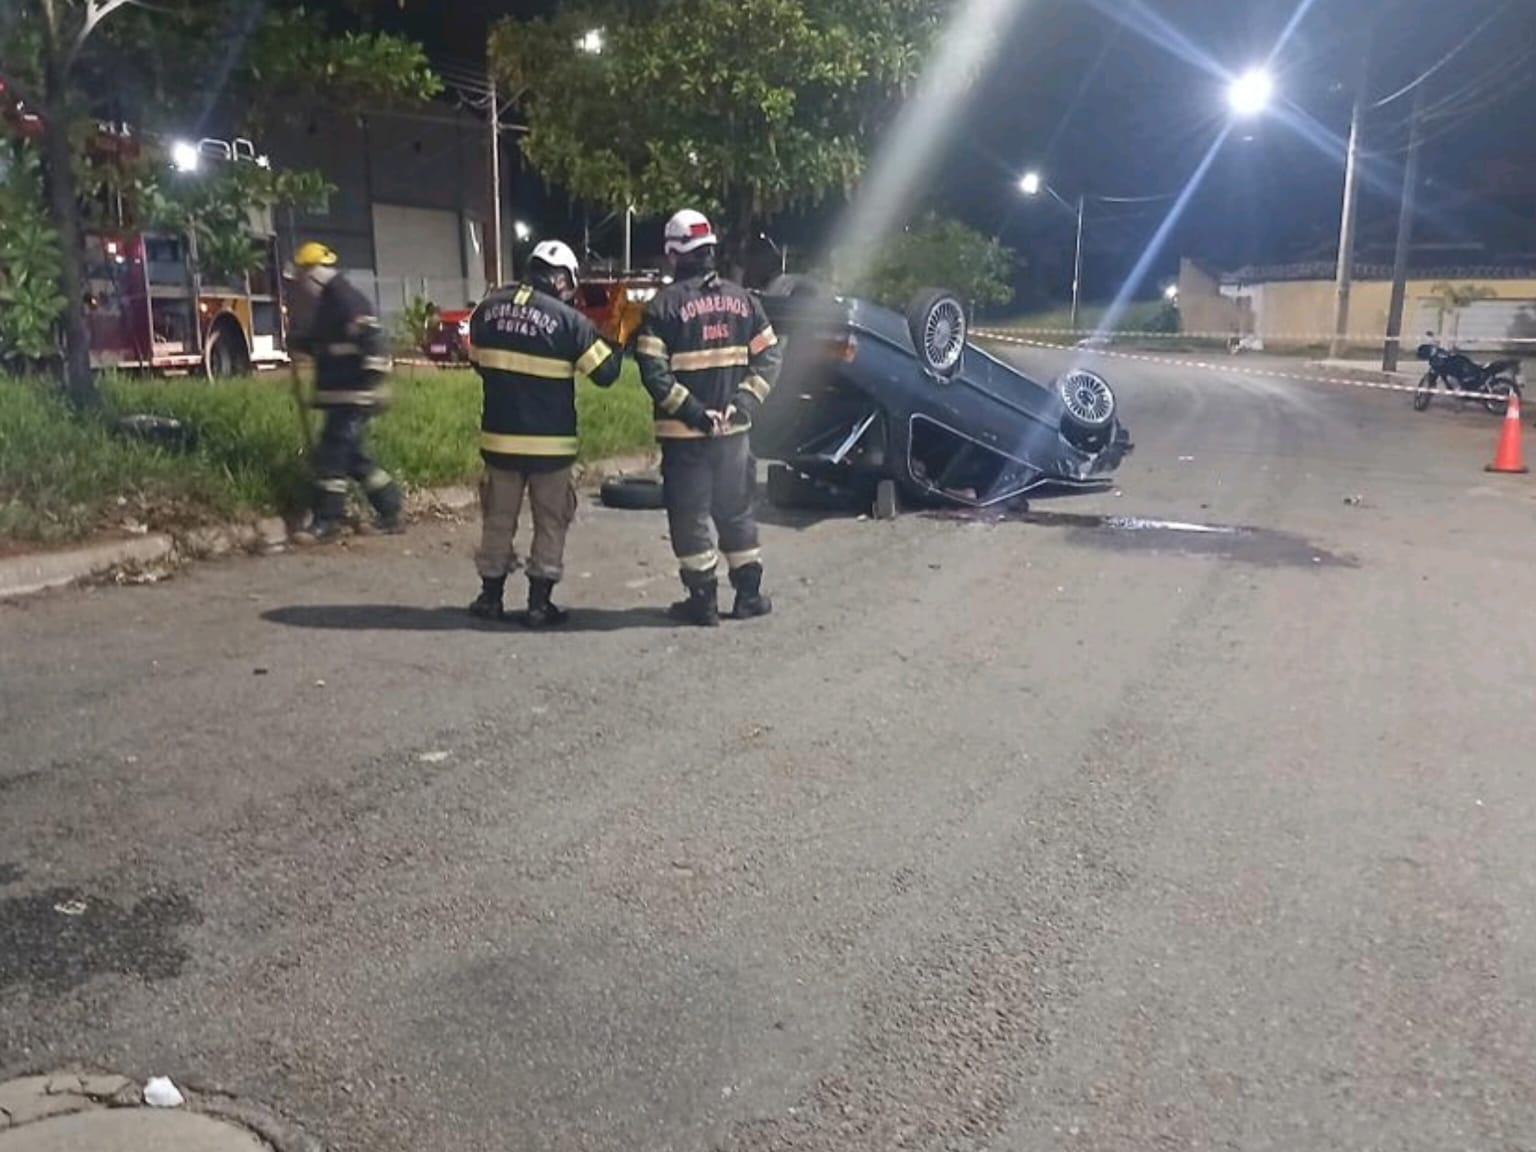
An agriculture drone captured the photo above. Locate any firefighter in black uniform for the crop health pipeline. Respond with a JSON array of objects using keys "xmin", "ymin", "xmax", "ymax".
[
  {"xmin": 467, "ymin": 240, "xmax": 623, "ymax": 627},
  {"xmin": 286, "ymin": 241, "xmax": 403, "ymax": 541},
  {"xmin": 635, "ymin": 209, "xmax": 783, "ymax": 627}
]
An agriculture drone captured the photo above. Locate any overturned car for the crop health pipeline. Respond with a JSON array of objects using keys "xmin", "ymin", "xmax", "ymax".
[{"xmin": 749, "ymin": 278, "xmax": 1132, "ymax": 517}]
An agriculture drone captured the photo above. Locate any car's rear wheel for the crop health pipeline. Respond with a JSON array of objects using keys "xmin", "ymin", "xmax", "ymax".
[
  {"xmin": 1056, "ymin": 369, "xmax": 1117, "ymax": 449},
  {"xmin": 905, "ymin": 289, "xmax": 966, "ymax": 379}
]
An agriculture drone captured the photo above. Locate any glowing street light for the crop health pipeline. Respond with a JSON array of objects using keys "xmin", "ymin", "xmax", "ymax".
[
  {"xmin": 1163, "ymin": 283, "xmax": 1179, "ymax": 301},
  {"xmin": 1227, "ymin": 67, "xmax": 1274, "ymax": 117},
  {"xmin": 577, "ymin": 28, "xmax": 605, "ymax": 54},
  {"xmin": 1019, "ymin": 169, "xmax": 1086, "ymax": 329},
  {"xmin": 513, "ymin": 220, "xmax": 532, "ymax": 242},
  {"xmin": 171, "ymin": 140, "xmax": 200, "ymax": 173}
]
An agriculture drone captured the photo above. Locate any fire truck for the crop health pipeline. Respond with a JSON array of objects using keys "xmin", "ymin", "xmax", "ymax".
[{"xmin": 2, "ymin": 76, "xmax": 290, "ymax": 377}]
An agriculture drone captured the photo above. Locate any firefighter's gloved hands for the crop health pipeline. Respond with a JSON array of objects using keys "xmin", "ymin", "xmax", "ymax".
[{"xmin": 679, "ymin": 395, "xmax": 717, "ymax": 436}]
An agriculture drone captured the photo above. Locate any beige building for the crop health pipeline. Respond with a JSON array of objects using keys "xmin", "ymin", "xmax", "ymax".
[{"xmin": 1177, "ymin": 258, "xmax": 1536, "ymax": 349}]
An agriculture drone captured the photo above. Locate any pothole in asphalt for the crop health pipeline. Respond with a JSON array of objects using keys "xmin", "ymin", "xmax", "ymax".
[
  {"xmin": 925, "ymin": 508, "xmax": 1359, "ymax": 568},
  {"xmin": 0, "ymin": 885, "xmax": 200, "ymax": 995}
]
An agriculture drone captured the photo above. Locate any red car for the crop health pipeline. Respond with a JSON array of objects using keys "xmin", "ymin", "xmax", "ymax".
[{"xmin": 422, "ymin": 307, "xmax": 474, "ymax": 364}]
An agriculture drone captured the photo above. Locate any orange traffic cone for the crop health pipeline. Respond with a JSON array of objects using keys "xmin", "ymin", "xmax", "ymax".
[{"xmin": 1486, "ymin": 388, "xmax": 1529, "ymax": 474}]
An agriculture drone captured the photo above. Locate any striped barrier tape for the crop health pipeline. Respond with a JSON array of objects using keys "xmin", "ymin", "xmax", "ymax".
[
  {"xmin": 983, "ymin": 327, "xmax": 1536, "ymax": 348},
  {"xmin": 973, "ymin": 330, "xmax": 1524, "ymax": 404}
]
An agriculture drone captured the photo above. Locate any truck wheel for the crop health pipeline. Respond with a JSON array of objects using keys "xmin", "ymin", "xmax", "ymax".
[{"xmin": 206, "ymin": 320, "xmax": 250, "ymax": 381}]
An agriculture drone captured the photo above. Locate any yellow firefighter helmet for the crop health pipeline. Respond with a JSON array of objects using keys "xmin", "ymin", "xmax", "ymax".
[{"xmin": 293, "ymin": 241, "xmax": 338, "ymax": 268}]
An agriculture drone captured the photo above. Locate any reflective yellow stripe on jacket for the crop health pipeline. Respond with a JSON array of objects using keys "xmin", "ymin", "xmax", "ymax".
[
  {"xmin": 670, "ymin": 346, "xmax": 749, "ymax": 372},
  {"xmin": 575, "ymin": 340, "xmax": 612, "ymax": 377},
  {"xmin": 470, "ymin": 346, "xmax": 575, "ymax": 379},
  {"xmin": 480, "ymin": 432, "xmax": 580, "ymax": 456}
]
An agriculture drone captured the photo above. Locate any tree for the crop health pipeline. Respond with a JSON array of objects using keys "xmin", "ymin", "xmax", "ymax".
[
  {"xmin": 490, "ymin": 0, "xmax": 946, "ymax": 276},
  {"xmin": 831, "ymin": 212, "xmax": 1014, "ymax": 313},
  {"xmin": 0, "ymin": 1, "xmax": 438, "ymax": 407},
  {"xmin": 0, "ymin": 146, "xmax": 67, "ymax": 371}
]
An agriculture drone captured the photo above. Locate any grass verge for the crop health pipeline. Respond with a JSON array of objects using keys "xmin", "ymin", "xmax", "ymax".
[{"xmin": 0, "ymin": 364, "xmax": 654, "ymax": 547}]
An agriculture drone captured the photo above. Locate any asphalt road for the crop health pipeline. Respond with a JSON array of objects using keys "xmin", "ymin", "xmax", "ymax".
[{"xmin": 4, "ymin": 347, "xmax": 1536, "ymax": 1152}]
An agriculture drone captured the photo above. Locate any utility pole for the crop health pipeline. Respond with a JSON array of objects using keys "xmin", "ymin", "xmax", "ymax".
[
  {"xmin": 1329, "ymin": 82, "xmax": 1366, "ymax": 359},
  {"xmin": 1382, "ymin": 82, "xmax": 1427, "ymax": 373},
  {"xmin": 486, "ymin": 72, "xmax": 504, "ymax": 287},
  {"xmin": 1071, "ymin": 192, "xmax": 1085, "ymax": 330}
]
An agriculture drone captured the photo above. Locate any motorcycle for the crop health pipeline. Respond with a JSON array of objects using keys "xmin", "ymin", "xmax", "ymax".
[{"xmin": 1412, "ymin": 334, "xmax": 1523, "ymax": 414}]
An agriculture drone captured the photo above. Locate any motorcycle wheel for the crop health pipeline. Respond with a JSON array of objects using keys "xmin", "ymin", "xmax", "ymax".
[
  {"xmin": 1484, "ymin": 376, "xmax": 1520, "ymax": 416},
  {"xmin": 1412, "ymin": 372, "xmax": 1435, "ymax": 412}
]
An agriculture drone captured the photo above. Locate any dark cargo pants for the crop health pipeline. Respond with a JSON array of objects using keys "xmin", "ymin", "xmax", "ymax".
[
  {"xmin": 312, "ymin": 408, "xmax": 401, "ymax": 523},
  {"xmin": 660, "ymin": 433, "xmax": 760, "ymax": 582}
]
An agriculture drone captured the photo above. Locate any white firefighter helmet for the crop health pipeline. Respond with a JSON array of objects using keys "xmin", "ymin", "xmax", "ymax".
[
  {"xmin": 528, "ymin": 239, "xmax": 580, "ymax": 281},
  {"xmin": 663, "ymin": 209, "xmax": 717, "ymax": 256}
]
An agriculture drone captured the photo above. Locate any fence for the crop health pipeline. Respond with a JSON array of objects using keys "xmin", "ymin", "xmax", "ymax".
[{"xmin": 346, "ymin": 273, "xmax": 481, "ymax": 329}]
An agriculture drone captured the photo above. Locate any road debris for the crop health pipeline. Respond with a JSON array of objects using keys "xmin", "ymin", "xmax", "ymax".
[
  {"xmin": 143, "ymin": 1077, "xmax": 184, "ymax": 1108},
  {"xmin": 52, "ymin": 899, "xmax": 87, "ymax": 917},
  {"xmin": 418, "ymin": 751, "xmax": 450, "ymax": 764}
]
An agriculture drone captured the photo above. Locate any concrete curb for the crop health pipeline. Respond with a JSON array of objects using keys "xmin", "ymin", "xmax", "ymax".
[
  {"xmin": 1303, "ymin": 359, "xmax": 1418, "ymax": 384},
  {"xmin": 0, "ymin": 536, "xmax": 177, "ymax": 601},
  {"xmin": 0, "ymin": 1071, "xmax": 314, "ymax": 1151},
  {"xmin": 0, "ymin": 450, "xmax": 663, "ymax": 603}
]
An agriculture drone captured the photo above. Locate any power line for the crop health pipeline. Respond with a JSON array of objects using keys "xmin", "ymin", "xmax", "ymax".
[{"xmin": 1370, "ymin": 2, "xmax": 1508, "ymax": 110}]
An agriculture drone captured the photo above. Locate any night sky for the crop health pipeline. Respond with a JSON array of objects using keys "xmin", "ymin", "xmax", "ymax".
[{"xmin": 335, "ymin": 0, "xmax": 1536, "ymax": 304}]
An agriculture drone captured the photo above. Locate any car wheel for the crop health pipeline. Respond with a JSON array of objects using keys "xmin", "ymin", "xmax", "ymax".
[
  {"xmin": 764, "ymin": 274, "xmax": 824, "ymax": 298},
  {"xmin": 599, "ymin": 475, "xmax": 666, "ymax": 511},
  {"xmin": 1056, "ymin": 369, "xmax": 1116, "ymax": 430},
  {"xmin": 905, "ymin": 289, "xmax": 967, "ymax": 379}
]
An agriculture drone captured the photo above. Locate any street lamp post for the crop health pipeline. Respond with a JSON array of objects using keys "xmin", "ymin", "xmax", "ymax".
[{"xmin": 1020, "ymin": 172, "xmax": 1087, "ymax": 330}]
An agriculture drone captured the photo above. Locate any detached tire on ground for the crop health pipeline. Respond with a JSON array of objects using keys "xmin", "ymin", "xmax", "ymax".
[
  {"xmin": 905, "ymin": 289, "xmax": 967, "ymax": 379},
  {"xmin": 599, "ymin": 475, "xmax": 667, "ymax": 511}
]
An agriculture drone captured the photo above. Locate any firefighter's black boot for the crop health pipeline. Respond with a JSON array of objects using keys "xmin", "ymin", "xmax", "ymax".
[
  {"xmin": 524, "ymin": 577, "xmax": 570, "ymax": 629},
  {"xmin": 728, "ymin": 562, "xmax": 772, "ymax": 620},
  {"xmin": 367, "ymin": 475, "xmax": 405, "ymax": 535},
  {"xmin": 469, "ymin": 575, "xmax": 506, "ymax": 621},
  {"xmin": 298, "ymin": 485, "xmax": 347, "ymax": 544},
  {"xmin": 669, "ymin": 574, "xmax": 720, "ymax": 628}
]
